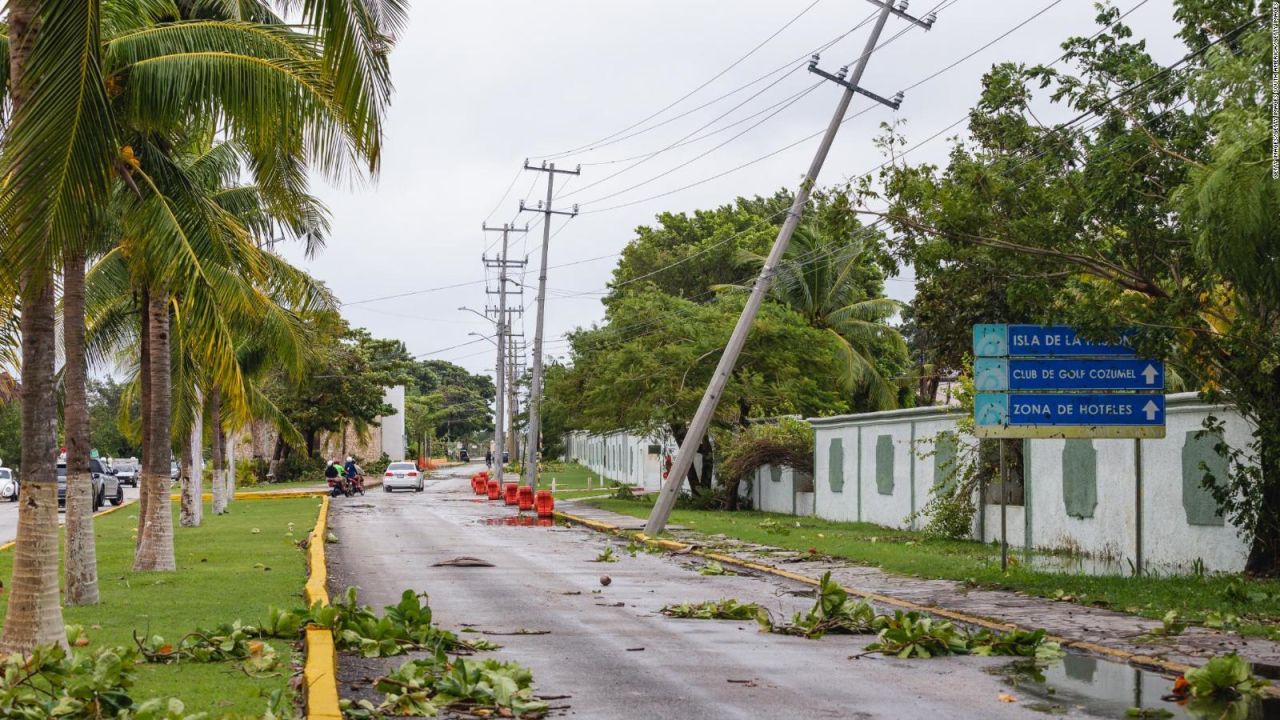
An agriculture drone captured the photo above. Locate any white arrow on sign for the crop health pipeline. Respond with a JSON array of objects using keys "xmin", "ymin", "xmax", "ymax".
[
  {"xmin": 1142, "ymin": 364, "xmax": 1159, "ymax": 385},
  {"xmin": 1143, "ymin": 400, "xmax": 1159, "ymax": 421}
]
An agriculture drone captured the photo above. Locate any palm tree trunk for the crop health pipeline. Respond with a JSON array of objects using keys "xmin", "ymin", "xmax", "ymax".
[
  {"xmin": 225, "ymin": 431, "xmax": 236, "ymax": 504},
  {"xmin": 134, "ymin": 291, "xmax": 176, "ymax": 571},
  {"xmin": 181, "ymin": 387, "xmax": 203, "ymax": 527},
  {"xmin": 1, "ymin": 270, "xmax": 67, "ymax": 651},
  {"xmin": 63, "ymin": 248, "xmax": 100, "ymax": 605},
  {"xmin": 0, "ymin": 0, "xmax": 68, "ymax": 651},
  {"xmin": 137, "ymin": 288, "xmax": 152, "ymax": 547},
  {"xmin": 211, "ymin": 387, "xmax": 227, "ymax": 515}
]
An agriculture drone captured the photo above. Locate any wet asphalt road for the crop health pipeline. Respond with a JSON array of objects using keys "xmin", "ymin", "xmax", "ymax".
[
  {"xmin": 0, "ymin": 484, "xmax": 141, "ymax": 544},
  {"xmin": 326, "ymin": 463, "xmax": 1083, "ymax": 720}
]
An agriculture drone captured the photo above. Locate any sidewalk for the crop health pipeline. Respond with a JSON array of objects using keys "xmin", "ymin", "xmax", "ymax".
[{"xmin": 557, "ymin": 500, "xmax": 1280, "ymax": 677}]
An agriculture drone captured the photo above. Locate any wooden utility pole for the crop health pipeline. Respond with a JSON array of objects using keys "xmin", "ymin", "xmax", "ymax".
[
  {"xmin": 480, "ymin": 224, "xmax": 527, "ymax": 483},
  {"xmin": 644, "ymin": 0, "xmax": 935, "ymax": 536},
  {"xmin": 519, "ymin": 161, "xmax": 580, "ymax": 488}
]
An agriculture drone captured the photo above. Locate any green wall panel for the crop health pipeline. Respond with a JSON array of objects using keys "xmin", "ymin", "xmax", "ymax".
[
  {"xmin": 933, "ymin": 432, "xmax": 958, "ymax": 492},
  {"xmin": 827, "ymin": 438, "xmax": 844, "ymax": 493},
  {"xmin": 1061, "ymin": 439, "xmax": 1098, "ymax": 519},
  {"xmin": 1181, "ymin": 430, "xmax": 1226, "ymax": 527},
  {"xmin": 876, "ymin": 434, "xmax": 895, "ymax": 496}
]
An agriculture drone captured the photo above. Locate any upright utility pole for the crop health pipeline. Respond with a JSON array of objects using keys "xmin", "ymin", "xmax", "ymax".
[
  {"xmin": 520, "ymin": 161, "xmax": 580, "ymax": 489},
  {"xmin": 643, "ymin": 0, "xmax": 935, "ymax": 536},
  {"xmin": 481, "ymin": 223, "xmax": 527, "ymax": 484},
  {"xmin": 506, "ymin": 330, "xmax": 519, "ymax": 462}
]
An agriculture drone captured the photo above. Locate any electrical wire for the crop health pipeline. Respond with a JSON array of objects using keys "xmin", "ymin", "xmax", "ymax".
[
  {"xmin": 569, "ymin": 5, "xmax": 938, "ymax": 209},
  {"xmin": 531, "ymin": 0, "xmax": 832, "ymax": 161}
]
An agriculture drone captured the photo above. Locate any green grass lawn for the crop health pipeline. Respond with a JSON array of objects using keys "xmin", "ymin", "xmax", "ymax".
[
  {"xmin": 0, "ymin": 497, "xmax": 321, "ymax": 716},
  {"xmin": 535, "ymin": 462, "xmax": 624, "ymax": 499},
  {"xmin": 582, "ymin": 497, "xmax": 1280, "ymax": 636}
]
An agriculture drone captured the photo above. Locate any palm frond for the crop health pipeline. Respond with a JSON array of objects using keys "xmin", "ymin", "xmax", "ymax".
[{"xmin": 0, "ymin": 0, "xmax": 116, "ymax": 277}]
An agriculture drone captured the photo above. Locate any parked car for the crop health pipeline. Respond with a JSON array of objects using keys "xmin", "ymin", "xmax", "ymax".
[
  {"xmin": 0, "ymin": 467, "xmax": 17, "ymax": 501},
  {"xmin": 112, "ymin": 457, "xmax": 140, "ymax": 487},
  {"xmin": 57, "ymin": 458, "xmax": 124, "ymax": 511},
  {"xmin": 382, "ymin": 461, "xmax": 424, "ymax": 492},
  {"xmin": 170, "ymin": 460, "xmax": 180, "ymax": 481},
  {"xmin": 459, "ymin": 449, "xmax": 470, "ymax": 462}
]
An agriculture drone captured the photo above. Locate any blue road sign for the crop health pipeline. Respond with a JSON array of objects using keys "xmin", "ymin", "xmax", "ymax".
[
  {"xmin": 976, "ymin": 392, "xmax": 1164, "ymax": 432},
  {"xmin": 974, "ymin": 358, "xmax": 1164, "ymax": 392},
  {"xmin": 974, "ymin": 324, "xmax": 1137, "ymax": 358}
]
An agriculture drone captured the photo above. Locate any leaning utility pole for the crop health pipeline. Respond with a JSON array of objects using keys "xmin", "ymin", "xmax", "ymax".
[
  {"xmin": 520, "ymin": 161, "xmax": 580, "ymax": 489},
  {"xmin": 481, "ymin": 223, "xmax": 527, "ymax": 484},
  {"xmin": 643, "ymin": 0, "xmax": 935, "ymax": 536}
]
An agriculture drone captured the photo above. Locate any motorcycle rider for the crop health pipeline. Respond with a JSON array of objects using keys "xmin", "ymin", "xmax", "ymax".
[
  {"xmin": 343, "ymin": 456, "xmax": 364, "ymax": 495},
  {"xmin": 325, "ymin": 459, "xmax": 347, "ymax": 496}
]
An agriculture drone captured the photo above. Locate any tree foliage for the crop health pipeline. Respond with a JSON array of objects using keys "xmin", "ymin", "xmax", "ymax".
[{"xmin": 876, "ymin": 2, "xmax": 1279, "ymax": 572}]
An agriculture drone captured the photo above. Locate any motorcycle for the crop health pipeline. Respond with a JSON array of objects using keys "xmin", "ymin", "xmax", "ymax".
[
  {"xmin": 348, "ymin": 473, "xmax": 365, "ymax": 496},
  {"xmin": 327, "ymin": 474, "xmax": 353, "ymax": 497}
]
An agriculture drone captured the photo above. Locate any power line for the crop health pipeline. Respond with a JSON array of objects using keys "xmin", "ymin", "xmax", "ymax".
[
  {"xmin": 531, "ymin": 0, "xmax": 831, "ymax": 161},
  {"xmin": 570, "ymin": 9, "xmax": 933, "ymax": 209}
]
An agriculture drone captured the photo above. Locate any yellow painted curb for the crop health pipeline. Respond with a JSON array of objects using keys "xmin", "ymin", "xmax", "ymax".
[
  {"xmin": 303, "ymin": 495, "xmax": 342, "ymax": 720},
  {"xmin": 305, "ymin": 626, "xmax": 342, "ymax": 720},
  {"xmin": 168, "ymin": 476, "xmax": 385, "ymax": 503},
  {"xmin": 0, "ymin": 498, "xmax": 139, "ymax": 553},
  {"xmin": 305, "ymin": 496, "xmax": 331, "ymax": 607},
  {"xmin": 554, "ymin": 509, "xmax": 1277, "ymax": 688}
]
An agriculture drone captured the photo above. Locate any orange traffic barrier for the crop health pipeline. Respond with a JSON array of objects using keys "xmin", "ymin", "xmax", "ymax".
[
  {"xmin": 503, "ymin": 482, "xmax": 519, "ymax": 505},
  {"xmin": 486, "ymin": 480, "xmax": 501, "ymax": 500},
  {"xmin": 517, "ymin": 485, "xmax": 535, "ymax": 511},
  {"xmin": 534, "ymin": 490, "xmax": 555, "ymax": 518}
]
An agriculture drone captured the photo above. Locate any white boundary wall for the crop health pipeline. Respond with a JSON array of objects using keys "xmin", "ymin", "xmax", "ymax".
[
  {"xmin": 565, "ymin": 431, "xmax": 679, "ymax": 493},
  {"xmin": 567, "ymin": 391, "xmax": 1255, "ymax": 573},
  {"xmin": 811, "ymin": 392, "xmax": 1253, "ymax": 573}
]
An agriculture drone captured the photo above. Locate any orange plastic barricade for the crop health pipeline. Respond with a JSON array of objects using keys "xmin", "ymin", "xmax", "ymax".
[
  {"xmin": 517, "ymin": 485, "xmax": 535, "ymax": 511},
  {"xmin": 534, "ymin": 490, "xmax": 554, "ymax": 518},
  {"xmin": 486, "ymin": 480, "xmax": 501, "ymax": 500}
]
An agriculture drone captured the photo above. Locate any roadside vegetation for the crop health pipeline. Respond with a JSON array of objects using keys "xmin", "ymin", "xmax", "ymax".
[
  {"xmin": 544, "ymin": 4, "xmax": 1279, "ymax": 578},
  {"xmin": 585, "ymin": 497, "xmax": 1280, "ymax": 636},
  {"xmin": 539, "ymin": 461, "xmax": 620, "ymax": 500},
  {"xmin": 0, "ymin": 498, "xmax": 318, "ymax": 715}
]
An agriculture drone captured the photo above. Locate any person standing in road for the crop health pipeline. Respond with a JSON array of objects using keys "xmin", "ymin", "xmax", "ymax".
[{"xmin": 485, "ymin": 449, "xmax": 493, "ymax": 468}]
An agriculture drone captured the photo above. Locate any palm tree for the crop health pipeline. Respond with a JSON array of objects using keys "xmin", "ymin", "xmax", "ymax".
[
  {"xmin": 0, "ymin": 0, "xmax": 116, "ymax": 652},
  {"xmin": 735, "ymin": 224, "xmax": 908, "ymax": 410},
  {"xmin": 87, "ymin": 140, "xmax": 333, "ymax": 525},
  {"xmin": 63, "ymin": 247, "xmax": 101, "ymax": 606},
  {"xmin": 0, "ymin": 0, "xmax": 402, "ymax": 648}
]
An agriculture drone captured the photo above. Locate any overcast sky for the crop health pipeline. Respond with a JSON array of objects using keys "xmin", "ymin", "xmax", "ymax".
[{"xmin": 282, "ymin": 0, "xmax": 1187, "ymax": 383}]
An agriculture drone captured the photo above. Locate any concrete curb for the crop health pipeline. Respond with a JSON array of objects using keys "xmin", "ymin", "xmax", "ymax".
[
  {"xmin": 0, "ymin": 498, "xmax": 138, "ymax": 553},
  {"xmin": 552, "ymin": 508, "xmax": 1260, "ymax": 686},
  {"xmin": 167, "ymin": 476, "xmax": 385, "ymax": 503},
  {"xmin": 304, "ymin": 495, "xmax": 342, "ymax": 720}
]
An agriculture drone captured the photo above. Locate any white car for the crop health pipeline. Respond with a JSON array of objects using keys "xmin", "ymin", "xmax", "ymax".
[
  {"xmin": 382, "ymin": 462, "xmax": 423, "ymax": 492},
  {"xmin": 0, "ymin": 467, "xmax": 17, "ymax": 501}
]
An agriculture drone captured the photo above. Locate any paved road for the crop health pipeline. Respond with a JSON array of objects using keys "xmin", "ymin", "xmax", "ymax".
[
  {"xmin": 327, "ymin": 463, "xmax": 1133, "ymax": 719},
  {"xmin": 0, "ymin": 484, "xmax": 141, "ymax": 544}
]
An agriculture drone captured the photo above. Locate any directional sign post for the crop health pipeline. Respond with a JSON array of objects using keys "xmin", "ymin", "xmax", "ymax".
[
  {"xmin": 972, "ymin": 325, "xmax": 1166, "ymax": 440},
  {"xmin": 972, "ymin": 324, "xmax": 1166, "ymax": 572}
]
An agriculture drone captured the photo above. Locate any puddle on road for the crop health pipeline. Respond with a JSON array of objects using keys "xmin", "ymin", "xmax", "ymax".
[
  {"xmin": 992, "ymin": 654, "xmax": 1276, "ymax": 718},
  {"xmin": 481, "ymin": 516, "xmax": 555, "ymax": 528}
]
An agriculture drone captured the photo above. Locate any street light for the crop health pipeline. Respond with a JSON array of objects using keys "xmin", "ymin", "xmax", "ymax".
[
  {"xmin": 458, "ymin": 306, "xmax": 492, "ymax": 324},
  {"xmin": 467, "ymin": 331, "xmax": 497, "ymax": 347}
]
